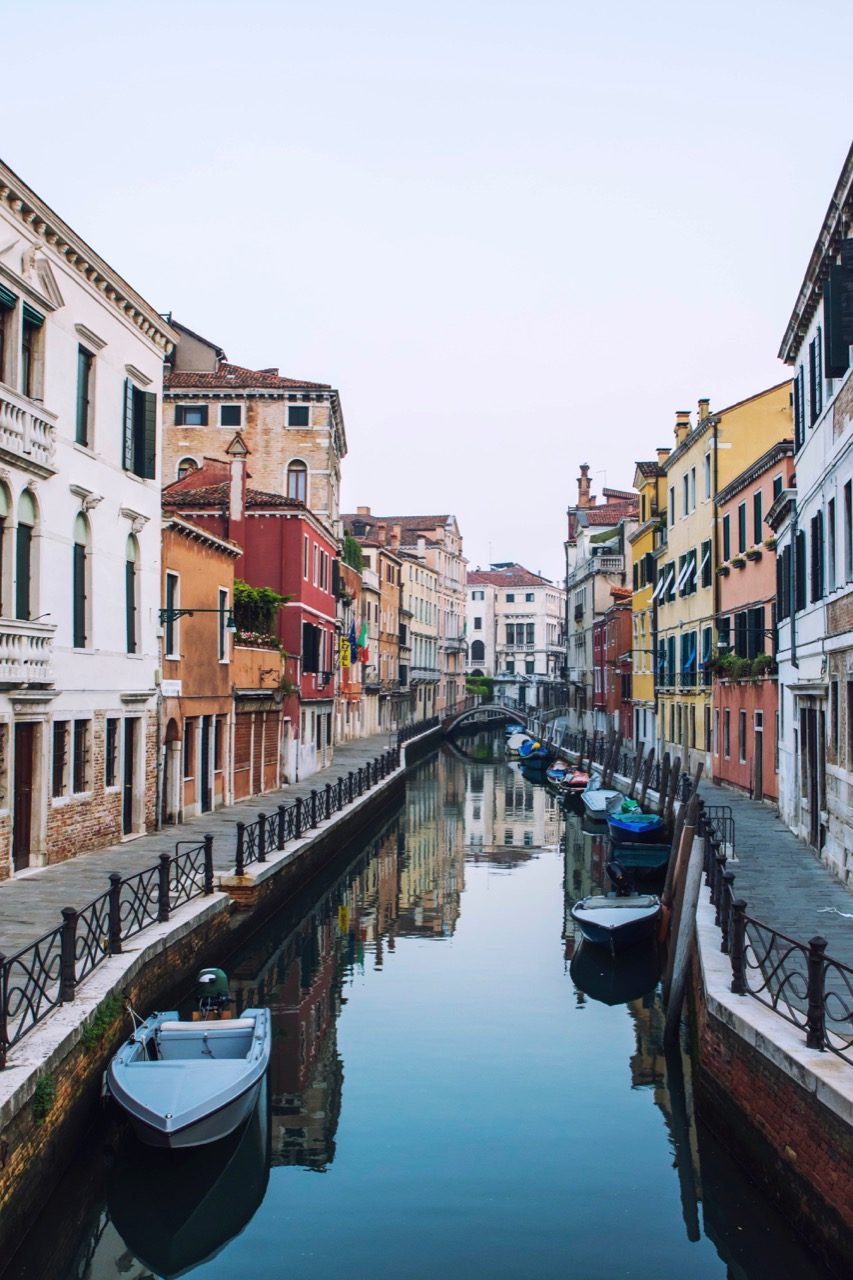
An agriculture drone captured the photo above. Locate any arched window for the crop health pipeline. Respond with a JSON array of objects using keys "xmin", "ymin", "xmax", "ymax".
[
  {"xmin": 470, "ymin": 639, "xmax": 485, "ymax": 663},
  {"xmin": 73, "ymin": 513, "xmax": 90, "ymax": 647},
  {"xmin": 287, "ymin": 460, "xmax": 308, "ymax": 503},
  {"xmin": 16, "ymin": 490, "xmax": 36, "ymax": 621},
  {"xmin": 177, "ymin": 458, "xmax": 198, "ymax": 481},
  {"xmin": 0, "ymin": 484, "xmax": 9, "ymax": 616},
  {"xmin": 126, "ymin": 534, "xmax": 139, "ymax": 654}
]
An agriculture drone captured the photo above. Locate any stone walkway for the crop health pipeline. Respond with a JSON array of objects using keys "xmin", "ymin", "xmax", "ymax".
[
  {"xmin": 698, "ymin": 780, "xmax": 853, "ymax": 970},
  {"xmin": 0, "ymin": 730, "xmax": 403, "ymax": 958}
]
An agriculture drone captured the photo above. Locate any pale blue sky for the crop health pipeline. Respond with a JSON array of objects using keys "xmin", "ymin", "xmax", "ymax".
[{"xmin": 3, "ymin": 1, "xmax": 851, "ymax": 579}]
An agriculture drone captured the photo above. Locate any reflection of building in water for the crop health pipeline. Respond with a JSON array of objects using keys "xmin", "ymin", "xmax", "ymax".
[
  {"xmin": 465, "ymin": 757, "xmax": 563, "ymax": 862},
  {"xmin": 562, "ymin": 811, "xmax": 608, "ymax": 956},
  {"xmin": 396, "ymin": 754, "xmax": 465, "ymax": 937}
]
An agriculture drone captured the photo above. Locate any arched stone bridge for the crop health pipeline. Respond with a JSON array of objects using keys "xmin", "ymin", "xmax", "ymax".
[{"xmin": 442, "ymin": 703, "xmax": 533, "ymax": 735}]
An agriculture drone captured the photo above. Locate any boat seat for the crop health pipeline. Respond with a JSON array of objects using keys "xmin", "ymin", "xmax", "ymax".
[
  {"xmin": 580, "ymin": 896, "xmax": 658, "ymax": 910},
  {"xmin": 159, "ymin": 1018, "xmax": 256, "ymax": 1034}
]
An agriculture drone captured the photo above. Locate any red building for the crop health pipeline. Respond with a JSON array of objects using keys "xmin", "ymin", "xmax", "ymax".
[
  {"xmin": 592, "ymin": 616, "xmax": 606, "ymax": 728},
  {"xmin": 605, "ymin": 588, "xmax": 633, "ymax": 742},
  {"xmin": 163, "ymin": 436, "xmax": 339, "ymax": 780}
]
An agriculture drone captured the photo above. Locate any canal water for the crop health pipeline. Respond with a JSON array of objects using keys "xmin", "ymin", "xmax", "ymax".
[{"xmin": 4, "ymin": 739, "xmax": 831, "ymax": 1280}]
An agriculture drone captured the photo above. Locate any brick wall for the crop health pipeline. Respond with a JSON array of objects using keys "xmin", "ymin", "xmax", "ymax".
[{"xmin": 691, "ymin": 959, "xmax": 853, "ymax": 1275}]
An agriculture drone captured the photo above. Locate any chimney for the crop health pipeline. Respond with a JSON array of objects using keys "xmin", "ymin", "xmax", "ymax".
[
  {"xmin": 656, "ymin": 446, "xmax": 671, "ymax": 466},
  {"xmin": 390, "ymin": 524, "xmax": 401, "ymax": 551},
  {"xmin": 697, "ymin": 398, "xmax": 710, "ymax": 422},
  {"xmin": 356, "ymin": 505, "xmax": 371, "ymax": 516},
  {"xmin": 578, "ymin": 463, "xmax": 592, "ymax": 509},
  {"xmin": 377, "ymin": 522, "xmax": 387, "ymax": 545},
  {"xmin": 224, "ymin": 433, "xmax": 249, "ymax": 544},
  {"xmin": 417, "ymin": 536, "xmax": 426, "ymax": 559},
  {"xmin": 674, "ymin": 410, "xmax": 691, "ymax": 445}
]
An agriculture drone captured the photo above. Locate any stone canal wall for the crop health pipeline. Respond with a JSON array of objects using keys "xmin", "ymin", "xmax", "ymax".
[
  {"xmin": 0, "ymin": 728, "xmax": 438, "ymax": 1271},
  {"xmin": 690, "ymin": 896, "xmax": 853, "ymax": 1278}
]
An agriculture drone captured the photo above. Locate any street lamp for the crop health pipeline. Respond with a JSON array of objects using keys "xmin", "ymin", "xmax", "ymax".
[{"xmin": 159, "ymin": 605, "xmax": 237, "ymax": 629}]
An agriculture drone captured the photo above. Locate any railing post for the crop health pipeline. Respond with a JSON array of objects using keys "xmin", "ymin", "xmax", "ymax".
[
  {"xmin": 158, "ymin": 854, "xmax": 171, "ymax": 922},
  {"xmin": 720, "ymin": 871, "xmax": 736, "ymax": 954},
  {"xmin": 806, "ymin": 936, "xmax": 828, "ymax": 1050},
  {"xmin": 277, "ymin": 805, "xmax": 287, "ymax": 850},
  {"xmin": 295, "ymin": 798, "xmax": 303, "ymax": 839},
  {"xmin": 258, "ymin": 813, "xmax": 267, "ymax": 863},
  {"xmin": 337, "ymin": 778, "xmax": 343, "ymax": 809},
  {"xmin": 203, "ymin": 835, "xmax": 214, "ymax": 894},
  {"xmin": 108, "ymin": 872, "xmax": 123, "ymax": 954},
  {"xmin": 325, "ymin": 782, "xmax": 333, "ymax": 815},
  {"xmin": 713, "ymin": 851, "xmax": 727, "ymax": 926},
  {"xmin": 0, "ymin": 955, "xmax": 7, "ymax": 1070},
  {"xmin": 348, "ymin": 771, "xmax": 354, "ymax": 802},
  {"xmin": 310, "ymin": 789, "xmax": 318, "ymax": 826},
  {"xmin": 235, "ymin": 821, "xmax": 246, "ymax": 875},
  {"xmin": 60, "ymin": 908, "xmax": 78, "ymax": 1003},
  {"xmin": 730, "ymin": 899, "xmax": 747, "ymax": 994}
]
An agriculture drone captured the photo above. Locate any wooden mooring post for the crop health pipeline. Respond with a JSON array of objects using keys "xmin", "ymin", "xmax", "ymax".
[
  {"xmin": 663, "ymin": 794, "xmax": 704, "ymax": 1046},
  {"xmin": 628, "ymin": 744, "xmax": 644, "ymax": 799},
  {"xmin": 638, "ymin": 747, "xmax": 655, "ymax": 809},
  {"xmin": 657, "ymin": 752, "xmax": 671, "ymax": 816}
]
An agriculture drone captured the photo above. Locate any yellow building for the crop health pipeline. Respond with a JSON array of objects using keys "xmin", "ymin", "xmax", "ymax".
[
  {"xmin": 628, "ymin": 451, "xmax": 670, "ymax": 750},
  {"xmin": 655, "ymin": 385, "xmax": 792, "ymax": 775}
]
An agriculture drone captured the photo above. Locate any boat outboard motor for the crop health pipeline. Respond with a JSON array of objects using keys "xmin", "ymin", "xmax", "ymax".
[
  {"xmin": 196, "ymin": 968, "xmax": 232, "ymax": 1018},
  {"xmin": 606, "ymin": 861, "xmax": 633, "ymax": 897}
]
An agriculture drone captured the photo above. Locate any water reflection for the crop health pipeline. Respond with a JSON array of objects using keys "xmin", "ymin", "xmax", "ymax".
[{"xmin": 3, "ymin": 740, "xmax": 832, "ymax": 1280}]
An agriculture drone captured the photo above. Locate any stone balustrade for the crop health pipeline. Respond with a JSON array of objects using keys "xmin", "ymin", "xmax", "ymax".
[
  {"xmin": 0, "ymin": 618, "xmax": 56, "ymax": 686},
  {"xmin": 0, "ymin": 386, "xmax": 58, "ymax": 475}
]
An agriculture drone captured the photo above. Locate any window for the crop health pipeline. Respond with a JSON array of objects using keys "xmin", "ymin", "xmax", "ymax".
[
  {"xmin": 778, "ymin": 544, "xmax": 792, "ymax": 621},
  {"xmin": 747, "ymin": 605, "xmax": 765, "ymax": 658},
  {"xmin": 830, "ymin": 679, "xmax": 839, "ymax": 762},
  {"xmin": 303, "ymin": 534, "xmax": 309, "ymax": 579},
  {"xmin": 76, "ymin": 346, "xmax": 94, "ymax": 446},
  {"xmin": 473, "ymin": 616, "xmax": 482, "ymax": 630},
  {"xmin": 795, "ymin": 529, "xmax": 807, "ymax": 612},
  {"xmin": 472, "ymin": 590, "xmax": 484, "ymax": 600},
  {"xmin": 105, "ymin": 718, "xmax": 119, "ymax": 788},
  {"xmin": 525, "ymin": 592, "xmax": 534, "ymax": 602},
  {"xmin": 810, "ymin": 511, "xmax": 824, "ymax": 603},
  {"xmin": 220, "ymin": 405, "xmax": 241, "ymax": 426},
  {"xmin": 682, "ymin": 474, "xmax": 689, "ymax": 516},
  {"xmin": 809, "ymin": 328, "xmax": 823, "ymax": 425},
  {"xmin": 126, "ymin": 535, "xmax": 138, "ymax": 654},
  {"xmin": 704, "ymin": 453, "xmax": 711, "ymax": 499},
  {"xmin": 526, "ymin": 623, "xmax": 535, "ymax": 645},
  {"xmin": 848, "ymin": 681, "xmax": 853, "ymax": 768},
  {"xmin": 218, "ymin": 587, "xmax": 229, "ymax": 662},
  {"xmin": 690, "ymin": 467, "xmax": 696, "ymax": 510},
  {"xmin": 793, "ymin": 365, "xmax": 806, "ymax": 451},
  {"xmin": 773, "ymin": 474, "xmax": 783, "ymax": 500},
  {"xmin": 52, "ymin": 721, "xmax": 68, "ymax": 797},
  {"xmin": 72, "ymin": 720, "xmax": 89, "ymax": 793},
  {"xmin": 828, "ymin": 497, "xmax": 837, "ymax": 592},
  {"xmin": 506, "ymin": 623, "xmax": 515, "ymax": 645},
  {"xmin": 734, "ymin": 610, "xmax": 748, "ymax": 658},
  {"xmin": 174, "ymin": 404, "xmax": 208, "ymax": 426},
  {"xmin": 738, "ymin": 710, "xmax": 747, "ymax": 763},
  {"xmin": 72, "ymin": 514, "xmax": 89, "ymax": 648},
  {"xmin": 845, "ymin": 481, "xmax": 852, "ymax": 582},
  {"xmin": 164, "ymin": 572, "xmax": 179, "ymax": 656},
  {"xmin": 470, "ymin": 639, "xmax": 485, "ymax": 662},
  {"xmin": 737, "ymin": 502, "xmax": 747, "ymax": 553},
  {"xmin": 669, "ymin": 486, "xmax": 675, "ymax": 526},
  {"xmin": 722, "ymin": 513, "xmax": 731, "ymax": 562},
  {"xmin": 525, "ymin": 659, "xmax": 534, "ymax": 674},
  {"xmin": 0, "ymin": 284, "xmax": 15, "ymax": 385},
  {"xmin": 714, "ymin": 708, "xmax": 719, "ymax": 756},
  {"xmin": 287, "ymin": 460, "xmax": 307, "ymax": 502},
  {"xmin": 506, "ymin": 660, "xmax": 515, "ymax": 675},
  {"xmin": 723, "ymin": 709, "xmax": 731, "ymax": 758},
  {"xmin": 506, "ymin": 592, "xmax": 515, "ymax": 602},
  {"xmin": 718, "ymin": 615, "xmax": 731, "ymax": 654},
  {"xmin": 753, "ymin": 490, "xmax": 763, "ymax": 545},
  {"xmin": 21, "ymin": 304, "xmax": 44, "ymax": 400},
  {"xmin": 123, "ymin": 379, "xmax": 157, "ymax": 479},
  {"xmin": 16, "ymin": 490, "xmax": 35, "ymax": 621},
  {"xmin": 288, "ymin": 405, "xmax": 310, "ymax": 427},
  {"xmin": 176, "ymin": 458, "xmax": 198, "ymax": 481},
  {"xmin": 700, "ymin": 539, "xmax": 712, "ymax": 588}
]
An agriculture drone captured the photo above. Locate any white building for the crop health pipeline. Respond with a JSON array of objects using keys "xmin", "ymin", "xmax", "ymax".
[
  {"xmin": 466, "ymin": 564, "xmax": 565, "ymax": 710},
  {"xmin": 775, "ymin": 142, "xmax": 853, "ymax": 882},
  {"xmin": 0, "ymin": 159, "xmax": 174, "ymax": 876}
]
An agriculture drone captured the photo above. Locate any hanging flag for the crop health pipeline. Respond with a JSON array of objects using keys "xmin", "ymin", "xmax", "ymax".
[
  {"xmin": 349, "ymin": 620, "xmax": 357, "ymax": 663},
  {"xmin": 358, "ymin": 620, "xmax": 368, "ymax": 648}
]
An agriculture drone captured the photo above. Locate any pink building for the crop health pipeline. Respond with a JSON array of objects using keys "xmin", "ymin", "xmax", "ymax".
[{"xmin": 712, "ymin": 441, "xmax": 794, "ymax": 800}]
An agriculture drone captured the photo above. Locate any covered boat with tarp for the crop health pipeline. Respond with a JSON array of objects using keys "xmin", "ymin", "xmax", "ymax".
[{"xmin": 606, "ymin": 797, "xmax": 666, "ymax": 846}]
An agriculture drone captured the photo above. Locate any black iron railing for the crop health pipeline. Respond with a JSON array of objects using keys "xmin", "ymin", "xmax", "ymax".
[
  {"xmin": 700, "ymin": 807, "xmax": 852, "ymax": 1065},
  {"xmin": 398, "ymin": 716, "xmax": 439, "ymax": 743},
  {"xmin": 0, "ymin": 836, "xmax": 215, "ymax": 1068},
  {"xmin": 234, "ymin": 746, "xmax": 401, "ymax": 876}
]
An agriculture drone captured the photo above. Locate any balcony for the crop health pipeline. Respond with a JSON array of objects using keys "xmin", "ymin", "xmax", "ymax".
[
  {"xmin": 0, "ymin": 618, "xmax": 56, "ymax": 686},
  {"xmin": 0, "ymin": 386, "xmax": 58, "ymax": 477},
  {"xmin": 442, "ymin": 636, "xmax": 467, "ymax": 652},
  {"xmin": 595, "ymin": 555, "xmax": 625, "ymax": 573},
  {"xmin": 411, "ymin": 665, "xmax": 440, "ymax": 683},
  {"xmin": 574, "ymin": 604, "xmax": 584, "ymax": 621}
]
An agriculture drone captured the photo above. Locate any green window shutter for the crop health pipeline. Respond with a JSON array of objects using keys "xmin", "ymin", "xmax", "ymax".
[
  {"xmin": 21, "ymin": 303, "xmax": 44, "ymax": 327},
  {"xmin": 823, "ymin": 270, "xmax": 849, "ymax": 377},
  {"xmin": 123, "ymin": 379, "xmax": 134, "ymax": 471},
  {"xmin": 76, "ymin": 347, "xmax": 92, "ymax": 446},
  {"xmin": 15, "ymin": 524, "xmax": 31, "ymax": 620},
  {"xmin": 73, "ymin": 543, "xmax": 86, "ymax": 647},
  {"xmin": 143, "ymin": 391, "xmax": 157, "ymax": 479}
]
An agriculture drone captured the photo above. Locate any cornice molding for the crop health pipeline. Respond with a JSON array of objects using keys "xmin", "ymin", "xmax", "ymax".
[
  {"xmin": 75, "ymin": 322, "xmax": 107, "ymax": 352},
  {"xmin": 0, "ymin": 161, "xmax": 178, "ymax": 353}
]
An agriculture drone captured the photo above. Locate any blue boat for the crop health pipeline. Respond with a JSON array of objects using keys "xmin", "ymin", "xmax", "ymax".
[
  {"xmin": 608, "ymin": 841, "xmax": 671, "ymax": 877},
  {"xmin": 607, "ymin": 811, "xmax": 666, "ymax": 846},
  {"xmin": 518, "ymin": 737, "xmax": 554, "ymax": 764},
  {"xmin": 504, "ymin": 722, "xmax": 525, "ymax": 737}
]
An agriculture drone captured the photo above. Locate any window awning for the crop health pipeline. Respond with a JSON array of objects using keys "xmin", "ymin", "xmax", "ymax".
[
  {"xmin": 0, "ymin": 283, "xmax": 16, "ymax": 310},
  {"xmin": 22, "ymin": 302, "xmax": 44, "ymax": 327}
]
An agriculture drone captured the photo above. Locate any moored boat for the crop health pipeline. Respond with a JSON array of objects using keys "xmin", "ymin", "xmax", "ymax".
[
  {"xmin": 581, "ymin": 774, "xmax": 621, "ymax": 822},
  {"xmin": 107, "ymin": 969, "xmax": 272, "ymax": 1149},
  {"xmin": 607, "ymin": 810, "xmax": 666, "ymax": 846},
  {"xmin": 560, "ymin": 768, "xmax": 590, "ymax": 791},
  {"xmin": 570, "ymin": 938, "xmax": 662, "ymax": 1006},
  {"xmin": 569, "ymin": 893, "xmax": 662, "ymax": 955},
  {"xmin": 505, "ymin": 732, "xmax": 531, "ymax": 758},
  {"xmin": 607, "ymin": 840, "xmax": 671, "ymax": 878},
  {"xmin": 518, "ymin": 737, "xmax": 554, "ymax": 764}
]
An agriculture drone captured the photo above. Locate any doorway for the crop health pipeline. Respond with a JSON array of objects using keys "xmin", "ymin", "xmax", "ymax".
[
  {"xmin": 12, "ymin": 723, "xmax": 35, "ymax": 871},
  {"xmin": 753, "ymin": 711, "xmax": 763, "ymax": 802},
  {"xmin": 123, "ymin": 718, "xmax": 136, "ymax": 835},
  {"xmin": 200, "ymin": 716, "xmax": 211, "ymax": 812}
]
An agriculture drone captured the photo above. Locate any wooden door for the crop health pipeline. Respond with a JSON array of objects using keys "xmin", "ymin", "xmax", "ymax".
[
  {"xmin": 12, "ymin": 723, "xmax": 34, "ymax": 871},
  {"xmin": 753, "ymin": 729, "xmax": 763, "ymax": 801},
  {"xmin": 123, "ymin": 718, "xmax": 135, "ymax": 835},
  {"xmin": 200, "ymin": 716, "xmax": 211, "ymax": 812},
  {"xmin": 251, "ymin": 713, "xmax": 263, "ymax": 795}
]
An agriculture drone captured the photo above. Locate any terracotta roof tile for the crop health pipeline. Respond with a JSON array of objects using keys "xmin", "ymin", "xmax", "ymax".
[
  {"xmin": 165, "ymin": 362, "xmax": 331, "ymax": 392},
  {"xmin": 468, "ymin": 563, "xmax": 554, "ymax": 588},
  {"xmin": 163, "ymin": 480, "xmax": 304, "ymax": 510},
  {"xmin": 635, "ymin": 461, "xmax": 661, "ymax": 478}
]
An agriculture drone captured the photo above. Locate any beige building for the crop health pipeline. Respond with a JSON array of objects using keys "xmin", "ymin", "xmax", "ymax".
[
  {"xmin": 162, "ymin": 320, "xmax": 346, "ymax": 535},
  {"xmin": 400, "ymin": 549, "xmax": 440, "ymax": 722}
]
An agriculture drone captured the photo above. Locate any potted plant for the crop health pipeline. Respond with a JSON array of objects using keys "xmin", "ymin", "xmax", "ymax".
[
  {"xmin": 752, "ymin": 653, "xmax": 775, "ymax": 678},
  {"xmin": 712, "ymin": 652, "xmax": 737, "ymax": 680},
  {"xmin": 731, "ymin": 555, "xmax": 746, "ymax": 569},
  {"xmin": 764, "ymin": 536, "xmax": 777, "ymax": 551},
  {"xmin": 716, "ymin": 564, "xmax": 730, "ymax": 577},
  {"xmin": 745, "ymin": 547, "xmax": 762, "ymax": 561},
  {"xmin": 732, "ymin": 656, "xmax": 751, "ymax": 680}
]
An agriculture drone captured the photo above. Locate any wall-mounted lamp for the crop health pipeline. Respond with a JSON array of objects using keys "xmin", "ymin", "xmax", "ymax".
[{"xmin": 159, "ymin": 606, "xmax": 236, "ymax": 630}]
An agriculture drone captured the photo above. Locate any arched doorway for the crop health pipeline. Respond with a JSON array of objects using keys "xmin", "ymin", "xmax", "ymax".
[{"xmin": 163, "ymin": 717, "xmax": 182, "ymax": 824}]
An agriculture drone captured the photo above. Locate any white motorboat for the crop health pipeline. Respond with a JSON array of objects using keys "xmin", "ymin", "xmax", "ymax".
[{"xmin": 581, "ymin": 773, "xmax": 621, "ymax": 822}]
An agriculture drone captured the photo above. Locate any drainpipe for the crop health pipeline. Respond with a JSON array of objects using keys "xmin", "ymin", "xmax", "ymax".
[{"xmin": 790, "ymin": 508, "xmax": 798, "ymax": 669}]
